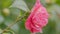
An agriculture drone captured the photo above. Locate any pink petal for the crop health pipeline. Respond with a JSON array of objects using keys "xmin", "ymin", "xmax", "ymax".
[{"xmin": 25, "ymin": 0, "xmax": 49, "ymax": 34}]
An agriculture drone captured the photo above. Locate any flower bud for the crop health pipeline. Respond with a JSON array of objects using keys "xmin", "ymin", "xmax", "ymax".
[{"xmin": 3, "ymin": 8, "xmax": 10, "ymax": 16}]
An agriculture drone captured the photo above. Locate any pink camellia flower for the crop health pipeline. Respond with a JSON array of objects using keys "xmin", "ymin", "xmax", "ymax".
[{"xmin": 25, "ymin": 0, "xmax": 49, "ymax": 34}]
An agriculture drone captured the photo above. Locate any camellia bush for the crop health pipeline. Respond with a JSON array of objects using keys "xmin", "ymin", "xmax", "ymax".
[{"xmin": 0, "ymin": 0, "xmax": 60, "ymax": 34}]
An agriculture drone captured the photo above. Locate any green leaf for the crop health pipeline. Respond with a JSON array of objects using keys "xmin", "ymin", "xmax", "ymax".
[
  {"xmin": 43, "ymin": 19, "xmax": 56, "ymax": 34},
  {"xmin": 1, "ymin": 0, "xmax": 14, "ymax": 8},
  {"xmin": 18, "ymin": 22, "xmax": 30, "ymax": 34},
  {"xmin": 4, "ymin": 18, "xmax": 19, "ymax": 34},
  {"xmin": 10, "ymin": 0, "xmax": 30, "ymax": 11},
  {"xmin": 0, "ymin": 23, "xmax": 7, "ymax": 29},
  {"xmin": 56, "ymin": 0, "xmax": 60, "ymax": 5},
  {"xmin": 24, "ymin": 0, "xmax": 36, "ymax": 10},
  {"xmin": 10, "ymin": 23, "xmax": 19, "ymax": 34},
  {"xmin": 0, "ymin": 0, "xmax": 14, "ymax": 8}
]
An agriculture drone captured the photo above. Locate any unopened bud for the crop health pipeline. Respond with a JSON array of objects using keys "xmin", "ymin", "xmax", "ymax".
[{"xmin": 3, "ymin": 8, "xmax": 10, "ymax": 16}]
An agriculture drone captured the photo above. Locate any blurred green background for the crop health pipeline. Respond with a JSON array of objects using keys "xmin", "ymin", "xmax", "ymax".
[{"xmin": 0, "ymin": 0, "xmax": 60, "ymax": 34}]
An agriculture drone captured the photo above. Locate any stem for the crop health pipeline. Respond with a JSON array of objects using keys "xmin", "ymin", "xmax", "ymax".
[{"xmin": 1, "ymin": 12, "xmax": 27, "ymax": 34}]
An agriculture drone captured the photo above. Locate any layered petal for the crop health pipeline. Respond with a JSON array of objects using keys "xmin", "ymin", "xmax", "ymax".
[{"xmin": 25, "ymin": 0, "xmax": 49, "ymax": 34}]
